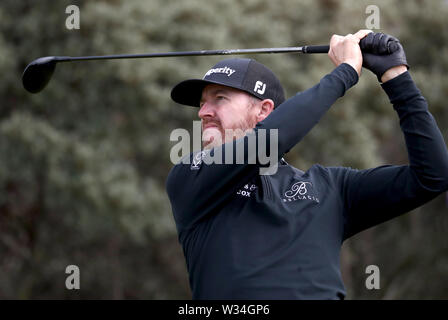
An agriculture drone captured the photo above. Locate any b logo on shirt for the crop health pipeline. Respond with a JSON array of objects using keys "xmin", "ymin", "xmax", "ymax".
[{"xmin": 283, "ymin": 181, "xmax": 319, "ymax": 203}]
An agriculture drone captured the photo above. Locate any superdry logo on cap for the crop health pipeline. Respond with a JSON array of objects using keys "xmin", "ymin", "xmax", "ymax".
[{"xmin": 203, "ymin": 66, "xmax": 236, "ymax": 78}]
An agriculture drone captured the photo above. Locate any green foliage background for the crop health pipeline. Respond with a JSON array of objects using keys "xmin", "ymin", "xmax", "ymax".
[{"xmin": 0, "ymin": 0, "xmax": 447, "ymax": 299}]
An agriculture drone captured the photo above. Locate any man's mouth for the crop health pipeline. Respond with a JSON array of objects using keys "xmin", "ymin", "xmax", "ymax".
[{"xmin": 202, "ymin": 122, "xmax": 220, "ymax": 130}]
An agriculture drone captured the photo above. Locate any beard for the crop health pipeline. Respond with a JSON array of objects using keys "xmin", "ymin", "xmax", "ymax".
[
  {"xmin": 202, "ymin": 127, "xmax": 222, "ymax": 150},
  {"xmin": 202, "ymin": 115, "xmax": 257, "ymax": 150}
]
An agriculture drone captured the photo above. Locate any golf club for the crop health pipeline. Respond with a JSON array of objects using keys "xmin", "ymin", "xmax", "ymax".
[
  {"xmin": 22, "ymin": 37, "xmax": 400, "ymax": 94},
  {"xmin": 22, "ymin": 45, "xmax": 330, "ymax": 94}
]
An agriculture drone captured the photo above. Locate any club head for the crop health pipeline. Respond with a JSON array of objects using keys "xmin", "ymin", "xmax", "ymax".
[{"xmin": 22, "ymin": 56, "xmax": 58, "ymax": 93}]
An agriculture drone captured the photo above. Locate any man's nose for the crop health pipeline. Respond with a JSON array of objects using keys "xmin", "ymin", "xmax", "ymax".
[{"xmin": 198, "ymin": 102, "xmax": 215, "ymax": 119}]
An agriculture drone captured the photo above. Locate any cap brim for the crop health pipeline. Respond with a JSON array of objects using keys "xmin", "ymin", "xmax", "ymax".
[{"xmin": 171, "ymin": 79, "xmax": 240, "ymax": 108}]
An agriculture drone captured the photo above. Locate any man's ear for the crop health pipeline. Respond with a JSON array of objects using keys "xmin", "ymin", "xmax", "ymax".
[{"xmin": 256, "ymin": 99, "xmax": 274, "ymax": 122}]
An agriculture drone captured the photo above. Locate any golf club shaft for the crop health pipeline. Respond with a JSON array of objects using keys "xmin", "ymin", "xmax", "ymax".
[
  {"xmin": 52, "ymin": 45, "xmax": 330, "ymax": 63},
  {"xmin": 22, "ymin": 45, "xmax": 330, "ymax": 93}
]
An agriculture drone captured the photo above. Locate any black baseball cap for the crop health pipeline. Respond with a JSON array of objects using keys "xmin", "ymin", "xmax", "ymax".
[{"xmin": 171, "ymin": 58, "xmax": 285, "ymax": 108}]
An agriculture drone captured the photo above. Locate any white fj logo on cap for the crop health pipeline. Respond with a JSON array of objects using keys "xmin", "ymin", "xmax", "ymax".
[{"xmin": 254, "ymin": 81, "xmax": 266, "ymax": 94}]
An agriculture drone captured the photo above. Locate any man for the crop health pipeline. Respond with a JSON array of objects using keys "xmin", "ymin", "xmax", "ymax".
[{"xmin": 166, "ymin": 30, "xmax": 448, "ymax": 299}]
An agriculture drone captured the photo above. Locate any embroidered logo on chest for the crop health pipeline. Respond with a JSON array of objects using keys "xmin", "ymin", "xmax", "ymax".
[
  {"xmin": 236, "ymin": 183, "xmax": 257, "ymax": 198},
  {"xmin": 190, "ymin": 151, "xmax": 207, "ymax": 170},
  {"xmin": 282, "ymin": 181, "xmax": 319, "ymax": 203}
]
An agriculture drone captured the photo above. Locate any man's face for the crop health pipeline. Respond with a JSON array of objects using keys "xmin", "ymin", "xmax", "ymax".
[{"xmin": 198, "ymin": 84, "xmax": 260, "ymax": 149}]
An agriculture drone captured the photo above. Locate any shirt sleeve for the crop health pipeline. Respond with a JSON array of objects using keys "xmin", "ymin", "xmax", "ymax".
[
  {"xmin": 166, "ymin": 63, "xmax": 359, "ymax": 233},
  {"xmin": 334, "ymin": 71, "xmax": 448, "ymax": 240}
]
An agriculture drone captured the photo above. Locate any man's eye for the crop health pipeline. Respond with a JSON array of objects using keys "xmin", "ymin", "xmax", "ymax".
[{"xmin": 216, "ymin": 96, "xmax": 226, "ymax": 100}]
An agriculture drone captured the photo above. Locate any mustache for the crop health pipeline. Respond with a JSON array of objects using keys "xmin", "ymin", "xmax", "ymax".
[{"xmin": 202, "ymin": 119, "xmax": 221, "ymax": 129}]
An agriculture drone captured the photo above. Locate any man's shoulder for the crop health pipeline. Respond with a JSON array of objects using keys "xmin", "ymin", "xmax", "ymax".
[
  {"xmin": 292, "ymin": 163, "xmax": 355, "ymax": 183},
  {"xmin": 301, "ymin": 163, "xmax": 343, "ymax": 174},
  {"xmin": 165, "ymin": 151, "xmax": 198, "ymax": 192}
]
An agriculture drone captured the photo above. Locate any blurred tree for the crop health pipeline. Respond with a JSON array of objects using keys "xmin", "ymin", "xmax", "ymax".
[{"xmin": 0, "ymin": 0, "xmax": 447, "ymax": 299}]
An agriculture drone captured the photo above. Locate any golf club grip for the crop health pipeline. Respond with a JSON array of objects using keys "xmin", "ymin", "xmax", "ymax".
[
  {"xmin": 359, "ymin": 34, "xmax": 401, "ymax": 54},
  {"xmin": 304, "ymin": 40, "xmax": 399, "ymax": 55},
  {"xmin": 303, "ymin": 45, "xmax": 330, "ymax": 54}
]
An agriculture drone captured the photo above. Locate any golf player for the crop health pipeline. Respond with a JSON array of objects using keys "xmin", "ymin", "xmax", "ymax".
[{"xmin": 166, "ymin": 30, "xmax": 448, "ymax": 299}]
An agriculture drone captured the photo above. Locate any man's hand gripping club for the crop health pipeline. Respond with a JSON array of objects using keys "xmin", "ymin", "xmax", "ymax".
[{"xmin": 328, "ymin": 30, "xmax": 409, "ymax": 83}]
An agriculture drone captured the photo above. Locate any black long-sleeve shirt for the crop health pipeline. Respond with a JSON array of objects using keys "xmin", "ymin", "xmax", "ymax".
[{"xmin": 166, "ymin": 63, "xmax": 448, "ymax": 299}]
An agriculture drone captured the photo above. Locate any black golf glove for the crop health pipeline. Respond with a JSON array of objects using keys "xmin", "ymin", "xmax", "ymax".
[{"xmin": 360, "ymin": 32, "xmax": 409, "ymax": 82}]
